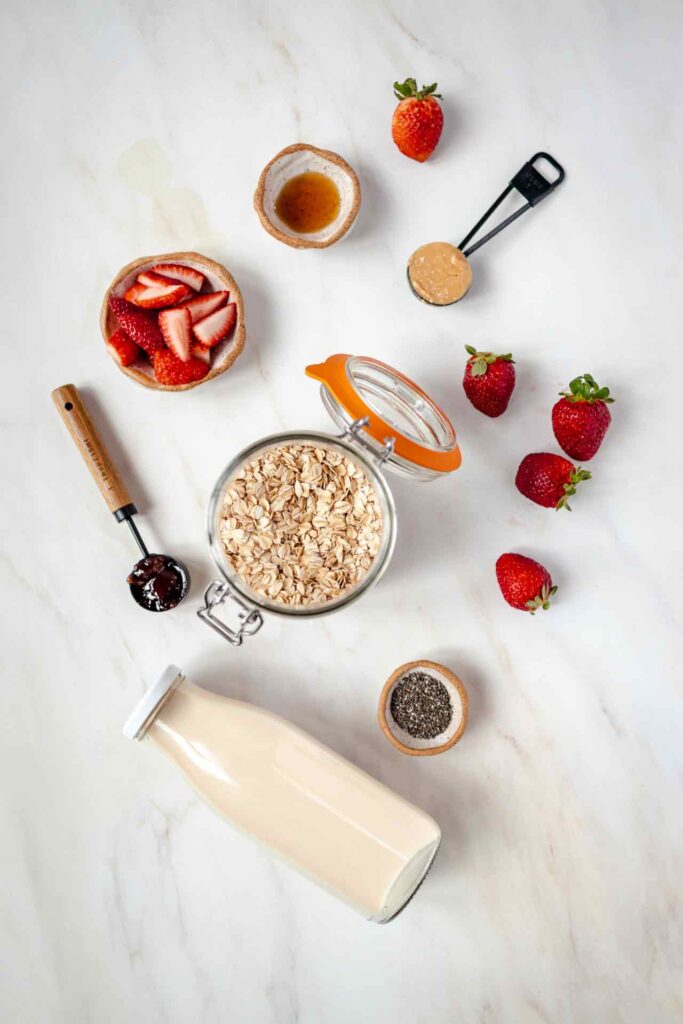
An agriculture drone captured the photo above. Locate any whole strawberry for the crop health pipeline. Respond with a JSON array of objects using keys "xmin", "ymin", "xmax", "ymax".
[
  {"xmin": 463, "ymin": 345, "xmax": 515, "ymax": 417},
  {"xmin": 516, "ymin": 452, "xmax": 591, "ymax": 510},
  {"xmin": 392, "ymin": 78, "xmax": 443, "ymax": 162},
  {"xmin": 496, "ymin": 553, "xmax": 557, "ymax": 613},
  {"xmin": 552, "ymin": 373, "xmax": 614, "ymax": 461}
]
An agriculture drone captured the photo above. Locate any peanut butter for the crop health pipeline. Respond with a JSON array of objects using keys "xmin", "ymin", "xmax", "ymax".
[{"xmin": 408, "ymin": 241, "xmax": 473, "ymax": 305}]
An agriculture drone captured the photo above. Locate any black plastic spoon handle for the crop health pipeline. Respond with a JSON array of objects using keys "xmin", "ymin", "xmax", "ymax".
[{"xmin": 459, "ymin": 152, "xmax": 565, "ymax": 258}]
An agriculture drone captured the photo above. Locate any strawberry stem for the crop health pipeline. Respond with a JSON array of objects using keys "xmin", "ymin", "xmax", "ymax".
[
  {"xmin": 465, "ymin": 345, "xmax": 514, "ymax": 377},
  {"xmin": 524, "ymin": 584, "xmax": 558, "ymax": 614},
  {"xmin": 559, "ymin": 373, "xmax": 614, "ymax": 404},
  {"xmin": 556, "ymin": 468, "xmax": 592, "ymax": 511},
  {"xmin": 393, "ymin": 78, "xmax": 443, "ymax": 101}
]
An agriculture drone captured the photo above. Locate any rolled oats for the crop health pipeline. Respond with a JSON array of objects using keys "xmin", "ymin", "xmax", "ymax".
[{"xmin": 219, "ymin": 442, "xmax": 384, "ymax": 606}]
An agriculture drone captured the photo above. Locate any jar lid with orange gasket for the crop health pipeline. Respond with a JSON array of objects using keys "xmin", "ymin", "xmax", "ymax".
[{"xmin": 306, "ymin": 354, "xmax": 461, "ymax": 482}]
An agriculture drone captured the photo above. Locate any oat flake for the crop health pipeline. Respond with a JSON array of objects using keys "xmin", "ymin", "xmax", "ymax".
[{"xmin": 220, "ymin": 442, "xmax": 384, "ymax": 606}]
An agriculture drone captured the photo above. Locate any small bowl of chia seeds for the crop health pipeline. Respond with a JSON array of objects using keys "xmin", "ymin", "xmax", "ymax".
[{"xmin": 379, "ymin": 660, "xmax": 468, "ymax": 756}]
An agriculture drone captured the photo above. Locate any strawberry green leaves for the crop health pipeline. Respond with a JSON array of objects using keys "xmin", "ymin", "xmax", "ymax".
[
  {"xmin": 465, "ymin": 344, "xmax": 513, "ymax": 377},
  {"xmin": 556, "ymin": 468, "xmax": 592, "ymax": 511},
  {"xmin": 393, "ymin": 78, "xmax": 443, "ymax": 101},
  {"xmin": 561, "ymin": 373, "xmax": 614, "ymax": 404},
  {"xmin": 524, "ymin": 584, "xmax": 558, "ymax": 614}
]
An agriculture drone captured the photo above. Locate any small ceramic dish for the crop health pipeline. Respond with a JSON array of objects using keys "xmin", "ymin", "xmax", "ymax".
[
  {"xmin": 100, "ymin": 251, "xmax": 246, "ymax": 392},
  {"xmin": 379, "ymin": 659, "xmax": 468, "ymax": 756},
  {"xmin": 254, "ymin": 143, "xmax": 361, "ymax": 249}
]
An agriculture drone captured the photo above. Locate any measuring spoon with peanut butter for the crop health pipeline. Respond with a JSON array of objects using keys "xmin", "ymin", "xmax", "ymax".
[{"xmin": 407, "ymin": 153, "xmax": 565, "ymax": 306}]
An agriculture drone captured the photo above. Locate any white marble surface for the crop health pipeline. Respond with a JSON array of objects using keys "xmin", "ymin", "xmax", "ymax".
[{"xmin": 2, "ymin": 1, "xmax": 682, "ymax": 1021}]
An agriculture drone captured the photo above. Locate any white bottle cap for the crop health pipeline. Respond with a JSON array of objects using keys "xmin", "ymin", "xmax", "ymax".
[{"xmin": 123, "ymin": 664, "xmax": 184, "ymax": 741}]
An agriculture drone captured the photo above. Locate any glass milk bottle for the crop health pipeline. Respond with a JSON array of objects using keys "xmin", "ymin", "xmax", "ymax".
[{"xmin": 124, "ymin": 666, "xmax": 441, "ymax": 922}]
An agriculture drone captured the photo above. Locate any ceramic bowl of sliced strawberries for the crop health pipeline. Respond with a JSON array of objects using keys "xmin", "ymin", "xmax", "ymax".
[{"xmin": 100, "ymin": 251, "xmax": 245, "ymax": 391}]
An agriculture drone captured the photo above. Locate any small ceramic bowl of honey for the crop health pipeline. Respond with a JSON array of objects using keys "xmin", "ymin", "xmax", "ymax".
[{"xmin": 254, "ymin": 143, "xmax": 361, "ymax": 249}]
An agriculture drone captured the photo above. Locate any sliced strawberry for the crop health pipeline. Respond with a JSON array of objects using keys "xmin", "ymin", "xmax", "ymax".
[
  {"xmin": 159, "ymin": 307, "xmax": 193, "ymax": 362},
  {"xmin": 109, "ymin": 297, "xmax": 165, "ymax": 355},
  {"xmin": 192, "ymin": 302, "xmax": 237, "ymax": 348},
  {"xmin": 179, "ymin": 290, "xmax": 229, "ymax": 324},
  {"xmin": 124, "ymin": 281, "xmax": 191, "ymax": 309},
  {"xmin": 150, "ymin": 263, "xmax": 205, "ymax": 292},
  {"xmin": 137, "ymin": 269, "xmax": 180, "ymax": 289},
  {"xmin": 106, "ymin": 327, "xmax": 139, "ymax": 367},
  {"xmin": 153, "ymin": 349, "xmax": 210, "ymax": 386},
  {"xmin": 123, "ymin": 282, "xmax": 148, "ymax": 305},
  {"xmin": 191, "ymin": 342, "xmax": 212, "ymax": 364}
]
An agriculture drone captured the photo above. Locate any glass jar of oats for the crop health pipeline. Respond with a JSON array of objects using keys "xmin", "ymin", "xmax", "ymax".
[{"xmin": 198, "ymin": 355, "xmax": 461, "ymax": 644}]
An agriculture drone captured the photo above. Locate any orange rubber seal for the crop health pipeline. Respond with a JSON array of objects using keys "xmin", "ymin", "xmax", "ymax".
[{"xmin": 306, "ymin": 354, "xmax": 461, "ymax": 473}]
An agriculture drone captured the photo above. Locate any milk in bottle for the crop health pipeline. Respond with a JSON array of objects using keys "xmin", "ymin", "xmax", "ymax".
[{"xmin": 124, "ymin": 666, "xmax": 441, "ymax": 921}]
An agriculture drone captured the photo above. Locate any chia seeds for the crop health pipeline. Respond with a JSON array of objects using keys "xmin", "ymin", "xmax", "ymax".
[{"xmin": 390, "ymin": 671, "xmax": 453, "ymax": 740}]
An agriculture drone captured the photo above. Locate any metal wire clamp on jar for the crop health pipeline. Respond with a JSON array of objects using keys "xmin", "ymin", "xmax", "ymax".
[{"xmin": 198, "ymin": 354, "xmax": 462, "ymax": 645}]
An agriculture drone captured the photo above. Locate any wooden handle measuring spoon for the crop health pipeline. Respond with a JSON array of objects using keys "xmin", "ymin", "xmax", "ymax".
[
  {"xmin": 52, "ymin": 384, "xmax": 190, "ymax": 612},
  {"xmin": 52, "ymin": 384, "xmax": 135, "ymax": 515}
]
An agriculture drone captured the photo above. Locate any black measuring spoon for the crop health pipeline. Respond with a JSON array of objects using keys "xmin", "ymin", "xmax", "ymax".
[
  {"xmin": 52, "ymin": 384, "xmax": 190, "ymax": 612},
  {"xmin": 407, "ymin": 152, "xmax": 566, "ymax": 306}
]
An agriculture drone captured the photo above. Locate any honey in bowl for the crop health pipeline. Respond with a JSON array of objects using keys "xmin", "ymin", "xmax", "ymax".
[{"xmin": 275, "ymin": 172, "xmax": 341, "ymax": 234}]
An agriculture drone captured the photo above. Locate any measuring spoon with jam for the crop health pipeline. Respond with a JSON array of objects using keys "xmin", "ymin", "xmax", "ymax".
[{"xmin": 52, "ymin": 384, "xmax": 189, "ymax": 612}]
